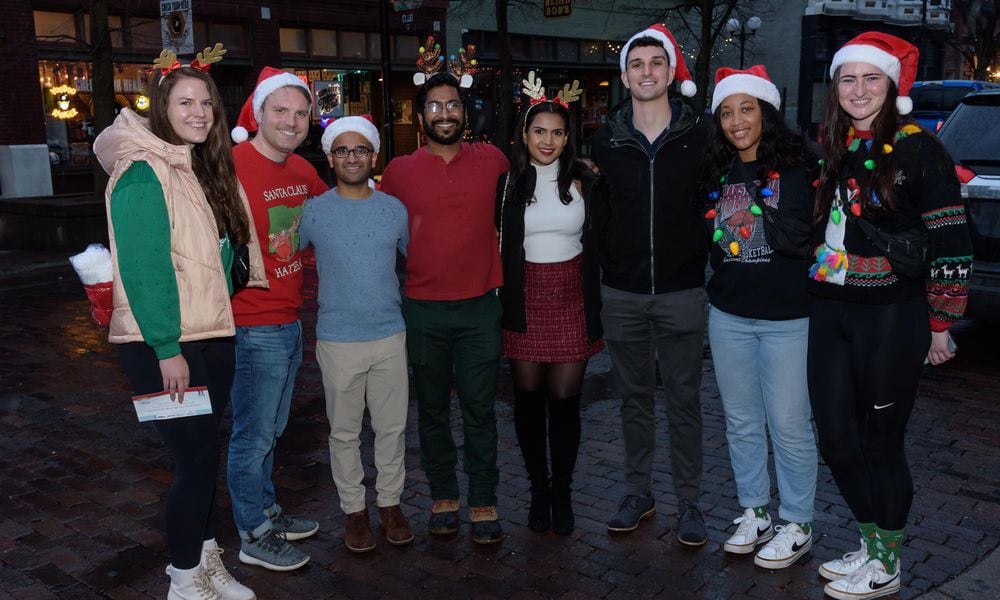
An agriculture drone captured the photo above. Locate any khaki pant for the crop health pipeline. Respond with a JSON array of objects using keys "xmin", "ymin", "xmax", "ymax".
[{"xmin": 316, "ymin": 331, "xmax": 409, "ymax": 514}]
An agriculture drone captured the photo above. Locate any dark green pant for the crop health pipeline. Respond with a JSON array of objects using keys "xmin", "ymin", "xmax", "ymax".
[{"xmin": 402, "ymin": 292, "xmax": 501, "ymax": 506}]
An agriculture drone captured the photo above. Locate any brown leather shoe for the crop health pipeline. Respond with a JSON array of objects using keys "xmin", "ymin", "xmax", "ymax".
[
  {"xmin": 378, "ymin": 505, "xmax": 415, "ymax": 546},
  {"xmin": 344, "ymin": 508, "xmax": 376, "ymax": 553}
]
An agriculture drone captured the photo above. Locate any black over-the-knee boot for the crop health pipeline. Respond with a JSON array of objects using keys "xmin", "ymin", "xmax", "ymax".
[
  {"xmin": 514, "ymin": 388, "xmax": 550, "ymax": 532},
  {"xmin": 548, "ymin": 394, "xmax": 581, "ymax": 535}
]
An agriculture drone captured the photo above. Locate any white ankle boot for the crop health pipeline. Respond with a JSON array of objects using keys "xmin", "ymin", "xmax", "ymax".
[
  {"xmin": 200, "ymin": 539, "xmax": 256, "ymax": 600},
  {"xmin": 166, "ymin": 564, "xmax": 221, "ymax": 600}
]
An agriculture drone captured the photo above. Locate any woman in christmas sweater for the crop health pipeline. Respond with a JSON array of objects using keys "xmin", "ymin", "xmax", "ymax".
[
  {"xmin": 808, "ymin": 33, "xmax": 972, "ymax": 600},
  {"xmin": 496, "ymin": 80, "xmax": 603, "ymax": 536},
  {"xmin": 94, "ymin": 51, "xmax": 265, "ymax": 600},
  {"xmin": 700, "ymin": 66, "xmax": 818, "ymax": 570}
]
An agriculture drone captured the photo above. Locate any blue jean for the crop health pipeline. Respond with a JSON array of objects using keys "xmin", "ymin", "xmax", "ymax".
[
  {"xmin": 708, "ymin": 306, "xmax": 817, "ymax": 524},
  {"xmin": 228, "ymin": 321, "xmax": 303, "ymax": 539}
]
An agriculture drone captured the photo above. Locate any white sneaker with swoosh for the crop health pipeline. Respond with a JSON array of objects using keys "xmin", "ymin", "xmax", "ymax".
[
  {"xmin": 824, "ymin": 559, "xmax": 901, "ymax": 600},
  {"xmin": 723, "ymin": 508, "xmax": 772, "ymax": 554},
  {"xmin": 754, "ymin": 522, "xmax": 812, "ymax": 569}
]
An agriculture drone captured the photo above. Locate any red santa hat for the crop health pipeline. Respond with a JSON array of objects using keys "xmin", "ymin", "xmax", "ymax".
[
  {"xmin": 321, "ymin": 115, "xmax": 381, "ymax": 155},
  {"xmin": 619, "ymin": 23, "xmax": 697, "ymax": 98},
  {"xmin": 231, "ymin": 67, "xmax": 312, "ymax": 143},
  {"xmin": 829, "ymin": 32, "xmax": 919, "ymax": 115},
  {"xmin": 711, "ymin": 65, "xmax": 781, "ymax": 113}
]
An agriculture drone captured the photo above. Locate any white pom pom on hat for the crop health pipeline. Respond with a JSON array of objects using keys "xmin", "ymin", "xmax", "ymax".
[{"xmin": 829, "ymin": 31, "xmax": 919, "ymax": 116}]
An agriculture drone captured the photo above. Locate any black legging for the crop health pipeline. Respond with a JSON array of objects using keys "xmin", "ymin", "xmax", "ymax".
[
  {"xmin": 118, "ymin": 338, "xmax": 235, "ymax": 568},
  {"xmin": 807, "ymin": 296, "xmax": 929, "ymax": 530}
]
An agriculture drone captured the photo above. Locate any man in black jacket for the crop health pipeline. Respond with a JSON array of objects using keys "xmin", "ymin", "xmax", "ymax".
[{"xmin": 591, "ymin": 23, "xmax": 712, "ymax": 546}]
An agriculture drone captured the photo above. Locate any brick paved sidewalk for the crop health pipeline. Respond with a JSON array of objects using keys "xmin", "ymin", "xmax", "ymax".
[{"xmin": 1, "ymin": 259, "xmax": 998, "ymax": 599}]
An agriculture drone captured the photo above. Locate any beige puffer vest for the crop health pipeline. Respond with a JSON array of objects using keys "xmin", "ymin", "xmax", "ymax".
[{"xmin": 94, "ymin": 108, "xmax": 267, "ymax": 345}]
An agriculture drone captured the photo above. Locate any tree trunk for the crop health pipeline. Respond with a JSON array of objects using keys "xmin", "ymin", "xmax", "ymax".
[
  {"xmin": 691, "ymin": 0, "xmax": 715, "ymax": 113},
  {"xmin": 495, "ymin": 0, "xmax": 513, "ymax": 156},
  {"xmin": 90, "ymin": 0, "xmax": 114, "ymax": 197}
]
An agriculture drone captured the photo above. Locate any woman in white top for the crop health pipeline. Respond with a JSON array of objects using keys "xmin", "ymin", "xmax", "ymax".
[{"xmin": 497, "ymin": 99, "xmax": 603, "ymax": 536}]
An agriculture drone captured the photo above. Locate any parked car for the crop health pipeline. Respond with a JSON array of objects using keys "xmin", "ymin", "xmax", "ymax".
[
  {"xmin": 936, "ymin": 89, "xmax": 1000, "ymax": 321},
  {"xmin": 909, "ymin": 80, "xmax": 1000, "ymax": 132}
]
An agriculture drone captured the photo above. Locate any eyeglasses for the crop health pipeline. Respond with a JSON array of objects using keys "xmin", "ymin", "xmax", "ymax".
[
  {"xmin": 330, "ymin": 145, "xmax": 374, "ymax": 159},
  {"xmin": 425, "ymin": 100, "xmax": 463, "ymax": 114}
]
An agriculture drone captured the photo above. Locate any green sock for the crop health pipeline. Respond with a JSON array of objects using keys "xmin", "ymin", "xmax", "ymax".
[
  {"xmin": 797, "ymin": 522, "xmax": 811, "ymax": 535},
  {"xmin": 875, "ymin": 527, "xmax": 905, "ymax": 575},
  {"xmin": 752, "ymin": 506, "xmax": 770, "ymax": 519},
  {"xmin": 858, "ymin": 521, "xmax": 878, "ymax": 556}
]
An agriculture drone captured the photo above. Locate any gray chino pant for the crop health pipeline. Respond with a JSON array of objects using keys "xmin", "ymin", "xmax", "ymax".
[{"xmin": 600, "ymin": 285, "xmax": 707, "ymax": 502}]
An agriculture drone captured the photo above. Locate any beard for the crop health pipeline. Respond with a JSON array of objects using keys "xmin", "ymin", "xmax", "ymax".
[{"xmin": 424, "ymin": 117, "xmax": 464, "ymax": 145}]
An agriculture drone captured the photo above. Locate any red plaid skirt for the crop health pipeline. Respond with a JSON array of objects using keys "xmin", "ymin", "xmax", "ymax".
[{"xmin": 502, "ymin": 254, "xmax": 604, "ymax": 362}]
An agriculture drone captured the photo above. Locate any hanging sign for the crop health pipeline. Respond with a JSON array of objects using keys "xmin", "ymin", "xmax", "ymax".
[
  {"xmin": 160, "ymin": 0, "xmax": 194, "ymax": 56},
  {"xmin": 544, "ymin": 0, "xmax": 573, "ymax": 18}
]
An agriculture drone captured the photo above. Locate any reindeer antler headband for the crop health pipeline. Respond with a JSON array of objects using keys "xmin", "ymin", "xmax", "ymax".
[
  {"xmin": 413, "ymin": 35, "xmax": 477, "ymax": 88},
  {"xmin": 521, "ymin": 71, "xmax": 582, "ymax": 108},
  {"xmin": 521, "ymin": 71, "xmax": 582, "ymax": 136},
  {"xmin": 153, "ymin": 43, "xmax": 227, "ymax": 84}
]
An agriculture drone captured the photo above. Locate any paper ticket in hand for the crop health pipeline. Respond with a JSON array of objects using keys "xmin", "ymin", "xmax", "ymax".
[{"xmin": 132, "ymin": 386, "xmax": 213, "ymax": 422}]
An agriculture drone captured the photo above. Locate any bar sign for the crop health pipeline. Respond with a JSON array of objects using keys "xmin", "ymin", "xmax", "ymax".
[{"xmin": 544, "ymin": 0, "xmax": 573, "ymax": 18}]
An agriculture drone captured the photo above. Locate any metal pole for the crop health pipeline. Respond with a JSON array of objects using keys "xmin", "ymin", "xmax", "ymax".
[
  {"xmin": 379, "ymin": 0, "xmax": 394, "ymax": 160},
  {"xmin": 739, "ymin": 28, "xmax": 746, "ymax": 70}
]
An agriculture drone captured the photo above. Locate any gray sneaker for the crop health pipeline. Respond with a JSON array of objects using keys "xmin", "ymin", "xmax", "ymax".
[
  {"xmin": 271, "ymin": 511, "xmax": 319, "ymax": 541},
  {"xmin": 607, "ymin": 494, "xmax": 655, "ymax": 532},
  {"xmin": 238, "ymin": 529, "xmax": 310, "ymax": 572}
]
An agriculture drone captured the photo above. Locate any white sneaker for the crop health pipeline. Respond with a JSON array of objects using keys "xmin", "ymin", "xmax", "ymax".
[
  {"xmin": 723, "ymin": 508, "xmax": 773, "ymax": 554},
  {"xmin": 201, "ymin": 539, "xmax": 256, "ymax": 600},
  {"xmin": 819, "ymin": 537, "xmax": 870, "ymax": 581},
  {"xmin": 824, "ymin": 559, "xmax": 901, "ymax": 600},
  {"xmin": 166, "ymin": 564, "xmax": 222, "ymax": 600},
  {"xmin": 754, "ymin": 523, "xmax": 811, "ymax": 569}
]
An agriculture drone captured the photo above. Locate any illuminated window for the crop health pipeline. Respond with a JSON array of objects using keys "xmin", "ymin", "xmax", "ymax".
[
  {"xmin": 34, "ymin": 11, "xmax": 76, "ymax": 41},
  {"xmin": 311, "ymin": 29, "xmax": 338, "ymax": 56},
  {"xmin": 280, "ymin": 28, "xmax": 307, "ymax": 54}
]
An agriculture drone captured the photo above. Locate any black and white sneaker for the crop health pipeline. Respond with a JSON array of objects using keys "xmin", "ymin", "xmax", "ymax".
[
  {"xmin": 824, "ymin": 559, "xmax": 901, "ymax": 600},
  {"xmin": 754, "ymin": 523, "xmax": 811, "ymax": 569},
  {"xmin": 723, "ymin": 508, "xmax": 773, "ymax": 554}
]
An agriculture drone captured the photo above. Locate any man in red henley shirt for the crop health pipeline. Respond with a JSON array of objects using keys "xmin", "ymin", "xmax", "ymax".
[{"xmin": 380, "ymin": 72, "xmax": 508, "ymax": 544}]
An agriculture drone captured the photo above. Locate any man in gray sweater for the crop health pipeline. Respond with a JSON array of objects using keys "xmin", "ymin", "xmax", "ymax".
[{"xmin": 298, "ymin": 116, "xmax": 411, "ymax": 553}]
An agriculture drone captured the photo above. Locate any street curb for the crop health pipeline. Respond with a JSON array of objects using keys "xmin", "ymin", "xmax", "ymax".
[{"xmin": 918, "ymin": 546, "xmax": 1000, "ymax": 599}]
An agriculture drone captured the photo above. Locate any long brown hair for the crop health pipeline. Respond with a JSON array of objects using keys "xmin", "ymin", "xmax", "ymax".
[
  {"xmin": 149, "ymin": 67, "xmax": 249, "ymax": 245},
  {"xmin": 815, "ymin": 66, "xmax": 902, "ymax": 223}
]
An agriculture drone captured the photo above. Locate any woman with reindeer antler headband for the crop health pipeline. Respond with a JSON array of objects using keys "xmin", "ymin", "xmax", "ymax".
[
  {"xmin": 496, "ymin": 72, "xmax": 603, "ymax": 536},
  {"xmin": 93, "ymin": 44, "xmax": 265, "ymax": 600}
]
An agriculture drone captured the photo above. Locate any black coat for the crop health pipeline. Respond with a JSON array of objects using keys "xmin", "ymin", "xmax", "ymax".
[
  {"xmin": 496, "ymin": 162, "xmax": 603, "ymax": 343},
  {"xmin": 590, "ymin": 99, "xmax": 712, "ymax": 294}
]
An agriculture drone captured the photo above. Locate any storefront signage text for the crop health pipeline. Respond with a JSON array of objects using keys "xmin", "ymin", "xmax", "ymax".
[
  {"xmin": 50, "ymin": 85, "xmax": 78, "ymax": 119},
  {"xmin": 544, "ymin": 0, "xmax": 573, "ymax": 18}
]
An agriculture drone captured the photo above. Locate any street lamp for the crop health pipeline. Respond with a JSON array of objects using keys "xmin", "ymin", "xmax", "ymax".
[{"xmin": 725, "ymin": 16, "xmax": 762, "ymax": 70}]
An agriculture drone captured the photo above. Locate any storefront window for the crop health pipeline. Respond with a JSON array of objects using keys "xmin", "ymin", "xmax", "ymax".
[
  {"xmin": 395, "ymin": 35, "xmax": 419, "ymax": 60},
  {"xmin": 39, "ymin": 60, "xmax": 153, "ymax": 166},
  {"xmin": 214, "ymin": 23, "xmax": 247, "ymax": 53},
  {"xmin": 311, "ymin": 29, "xmax": 338, "ymax": 56},
  {"xmin": 130, "ymin": 17, "xmax": 163, "ymax": 50},
  {"xmin": 34, "ymin": 11, "xmax": 76, "ymax": 41},
  {"xmin": 341, "ymin": 32, "xmax": 366, "ymax": 59},
  {"xmin": 81, "ymin": 14, "xmax": 124, "ymax": 47},
  {"xmin": 369, "ymin": 33, "xmax": 382, "ymax": 60},
  {"xmin": 280, "ymin": 28, "xmax": 307, "ymax": 54}
]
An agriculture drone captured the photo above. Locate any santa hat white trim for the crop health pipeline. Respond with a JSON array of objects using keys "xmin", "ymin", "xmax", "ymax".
[
  {"xmin": 829, "ymin": 45, "xmax": 901, "ymax": 87},
  {"xmin": 711, "ymin": 73, "xmax": 781, "ymax": 114},
  {"xmin": 252, "ymin": 72, "xmax": 311, "ymax": 120},
  {"xmin": 321, "ymin": 116, "xmax": 381, "ymax": 155}
]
